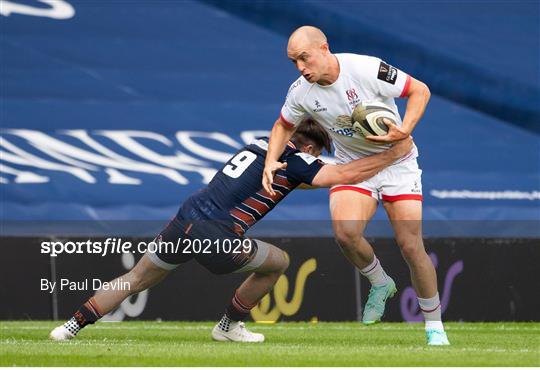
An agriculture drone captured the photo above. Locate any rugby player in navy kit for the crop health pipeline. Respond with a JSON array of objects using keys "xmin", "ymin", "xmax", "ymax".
[{"xmin": 50, "ymin": 118, "xmax": 412, "ymax": 343}]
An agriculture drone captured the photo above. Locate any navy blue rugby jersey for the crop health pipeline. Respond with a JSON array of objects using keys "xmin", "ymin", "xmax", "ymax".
[{"xmin": 177, "ymin": 138, "xmax": 325, "ymax": 235}]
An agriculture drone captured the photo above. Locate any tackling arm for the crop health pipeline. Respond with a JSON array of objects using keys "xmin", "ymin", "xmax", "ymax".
[{"xmin": 311, "ymin": 137, "xmax": 413, "ymax": 188}]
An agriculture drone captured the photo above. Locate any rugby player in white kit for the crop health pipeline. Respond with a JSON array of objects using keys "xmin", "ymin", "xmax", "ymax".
[{"xmin": 263, "ymin": 26, "xmax": 449, "ymax": 345}]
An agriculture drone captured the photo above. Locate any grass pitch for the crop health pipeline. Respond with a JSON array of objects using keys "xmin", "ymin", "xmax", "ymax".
[{"xmin": 1, "ymin": 321, "xmax": 538, "ymax": 366}]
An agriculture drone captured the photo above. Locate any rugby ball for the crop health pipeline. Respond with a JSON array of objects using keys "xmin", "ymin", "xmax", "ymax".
[{"xmin": 352, "ymin": 101, "xmax": 397, "ymax": 136}]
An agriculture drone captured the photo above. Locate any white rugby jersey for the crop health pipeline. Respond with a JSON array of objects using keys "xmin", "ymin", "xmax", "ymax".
[{"xmin": 280, "ymin": 53, "xmax": 418, "ymax": 164}]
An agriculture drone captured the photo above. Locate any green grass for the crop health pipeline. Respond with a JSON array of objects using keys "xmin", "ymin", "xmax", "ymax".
[{"xmin": 1, "ymin": 321, "xmax": 539, "ymax": 366}]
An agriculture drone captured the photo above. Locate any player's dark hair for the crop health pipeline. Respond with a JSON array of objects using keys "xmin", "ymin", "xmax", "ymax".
[{"xmin": 293, "ymin": 117, "xmax": 332, "ymax": 154}]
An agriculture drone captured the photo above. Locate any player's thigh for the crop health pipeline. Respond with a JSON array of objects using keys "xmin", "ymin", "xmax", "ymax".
[
  {"xmin": 146, "ymin": 216, "xmax": 195, "ymax": 271},
  {"xmin": 383, "ymin": 199, "xmax": 423, "ymax": 246},
  {"xmin": 330, "ymin": 190, "xmax": 378, "ymax": 238},
  {"xmin": 235, "ymin": 239, "xmax": 288, "ymax": 274},
  {"xmin": 131, "ymin": 253, "xmax": 171, "ymax": 288}
]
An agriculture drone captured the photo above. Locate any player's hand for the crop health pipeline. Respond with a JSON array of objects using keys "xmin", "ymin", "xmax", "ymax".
[
  {"xmin": 390, "ymin": 136, "xmax": 414, "ymax": 158},
  {"xmin": 365, "ymin": 119, "xmax": 410, "ymax": 143},
  {"xmin": 262, "ymin": 161, "xmax": 288, "ymax": 195}
]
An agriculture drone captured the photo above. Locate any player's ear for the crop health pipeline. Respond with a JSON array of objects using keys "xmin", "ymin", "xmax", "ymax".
[{"xmin": 320, "ymin": 42, "xmax": 329, "ymax": 54}]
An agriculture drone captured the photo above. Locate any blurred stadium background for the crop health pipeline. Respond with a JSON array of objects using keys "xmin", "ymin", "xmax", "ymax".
[{"xmin": 1, "ymin": 0, "xmax": 539, "ymax": 324}]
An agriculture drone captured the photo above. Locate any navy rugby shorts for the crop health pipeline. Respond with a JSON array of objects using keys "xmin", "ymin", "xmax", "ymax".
[{"xmin": 146, "ymin": 216, "xmax": 267, "ymax": 275}]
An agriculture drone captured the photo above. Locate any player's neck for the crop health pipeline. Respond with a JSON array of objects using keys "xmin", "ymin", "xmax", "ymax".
[{"xmin": 317, "ymin": 54, "xmax": 340, "ymax": 86}]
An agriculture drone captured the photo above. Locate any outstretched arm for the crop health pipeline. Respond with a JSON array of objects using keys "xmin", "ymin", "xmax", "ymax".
[{"xmin": 311, "ymin": 137, "xmax": 413, "ymax": 187}]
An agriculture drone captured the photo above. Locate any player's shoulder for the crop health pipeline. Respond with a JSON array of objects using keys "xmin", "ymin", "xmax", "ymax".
[
  {"xmin": 337, "ymin": 53, "xmax": 381, "ymax": 74},
  {"xmin": 284, "ymin": 149, "xmax": 321, "ymax": 166},
  {"xmin": 285, "ymin": 75, "xmax": 312, "ymax": 100},
  {"xmin": 337, "ymin": 53, "xmax": 380, "ymax": 64},
  {"xmin": 292, "ymin": 151, "xmax": 320, "ymax": 165},
  {"xmin": 245, "ymin": 137, "xmax": 270, "ymax": 155}
]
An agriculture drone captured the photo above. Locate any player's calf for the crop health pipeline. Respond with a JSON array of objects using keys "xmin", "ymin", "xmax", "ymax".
[
  {"xmin": 212, "ymin": 241, "xmax": 288, "ymax": 343},
  {"xmin": 395, "ymin": 235, "xmax": 450, "ymax": 344},
  {"xmin": 50, "ymin": 254, "xmax": 169, "ymax": 341},
  {"xmin": 333, "ymin": 224, "xmax": 396, "ymax": 324}
]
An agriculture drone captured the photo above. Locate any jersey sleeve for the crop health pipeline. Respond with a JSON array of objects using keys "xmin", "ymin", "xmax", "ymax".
[
  {"xmin": 285, "ymin": 152, "xmax": 325, "ymax": 185},
  {"xmin": 364, "ymin": 56, "xmax": 411, "ymax": 98},
  {"xmin": 280, "ymin": 78, "xmax": 307, "ymax": 128}
]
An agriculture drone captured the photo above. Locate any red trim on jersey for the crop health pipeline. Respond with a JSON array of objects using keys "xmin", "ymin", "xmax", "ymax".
[
  {"xmin": 273, "ymin": 174, "xmax": 294, "ymax": 190},
  {"xmin": 272, "ymin": 188, "xmax": 284, "ymax": 197},
  {"xmin": 244, "ymin": 197, "xmax": 270, "ymax": 213},
  {"xmin": 400, "ymin": 75, "xmax": 412, "ymax": 98},
  {"xmin": 233, "ymin": 207, "xmax": 257, "ymax": 221},
  {"xmin": 258, "ymin": 188, "xmax": 283, "ymax": 203},
  {"xmin": 279, "ymin": 112, "xmax": 295, "ymax": 128},
  {"xmin": 329, "ymin": 186, "xmax": 373, "ymax": 197},
  {"xmin": 381, "ymin": 194, "xmax": 423, "ymax": 202},
  {"xmin": 286, "ymin": 140, "xmax": 296, "ymax": 149},
  {"xmin": 233, "ymin": 222, "xmax": 246, "ymax": 236},
  {"xmin": 231, "ymin": 207, "xmax": 256, "ymax": 223}
]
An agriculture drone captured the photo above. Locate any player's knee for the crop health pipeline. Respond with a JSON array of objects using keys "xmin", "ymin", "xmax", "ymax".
[
  {"xmin": 124, "ymin": 253, "xmax": 168, "ymax": 293},
  {"xmin": 269, "ymin": 250, "xmax": 289, "ymax": 275},
  {"xmin": 397, "ymin": 238, "xmax": 424, "ymax": 261},
  {"xmin": 334, "ymin": 226, "xmax": 364, "ymax": 251},
  {"xmin": 278, "ymin": 250, "xmax": 290, "ymax": 273},
  {"xmin": 256, "ymin": 246, "xmax": 289, "ymax": 275}
]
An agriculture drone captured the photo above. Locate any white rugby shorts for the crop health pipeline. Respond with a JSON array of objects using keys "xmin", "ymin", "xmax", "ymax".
[{"xmin": 330, "ymin": 159, "xmax": 423, "ymax": 202}]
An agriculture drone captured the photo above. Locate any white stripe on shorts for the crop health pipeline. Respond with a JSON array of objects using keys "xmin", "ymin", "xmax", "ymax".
[{"xmin": 146, "ymin": 250, "xmax": 180, "ymax": 271}]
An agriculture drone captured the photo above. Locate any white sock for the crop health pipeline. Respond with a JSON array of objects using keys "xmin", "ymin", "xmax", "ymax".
[
  {"xmin": 425, "ymin": 320, "xmax": 444, "ymax": 331},
  {"xmin": 359, "ymin": 256, "xmax": 388, "ymax": 286},
  {"xmin": 417, "ymin": 293, "xmax": 444, "ymax": 331}
]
